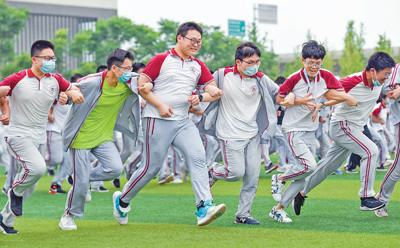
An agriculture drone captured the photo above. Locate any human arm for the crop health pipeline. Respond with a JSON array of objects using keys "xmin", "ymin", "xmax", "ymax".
[
  {"xmin": 387, "ymin": 85, "xmax": 400, "ymax": 100},
  {"xmin": 0, "ymin": 86, "xmax": 11, "ymax": 97},
  {"xmin": 371, "ymin": 115, "xmax": 385, "ymax": 125},
  {"xmin": 64, "ymin": 84, "xmax": 85, "ymax": 104},
  {"xmin": 324, "ymin": 89, "xmax": 358, "ymax": 107},
  {"xmin": 0, "ymin": 97, "xmax": 10, "ymax": 125},
  {"xmin": 277, "ymin": 92, "xmax": 316, "ymax": 111}
]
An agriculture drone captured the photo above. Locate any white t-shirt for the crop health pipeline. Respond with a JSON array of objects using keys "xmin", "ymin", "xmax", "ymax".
[
  {"xmin": 216, "ymin": 72, "xmax": 261, "ymax": 140},
  {"xmin": 46, "ymin": 103, "xmax": 72, "ymax": 133}
]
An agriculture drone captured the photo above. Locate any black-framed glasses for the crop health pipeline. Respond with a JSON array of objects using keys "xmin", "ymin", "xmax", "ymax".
[
  {"xmin": 182, "ymin": 36, "xmax": 203, "ymax": 46},
  {"xmin": 305, "ymin": 60, "xmax": 323, "ymax": 68},
  {"xmin": 242, "ymin": 59, "xmax": 261, "ymax": 66},
  {"xmin": 117, "ymin": 65, "xmax": 133, "ymax": 72},
  {"xmin": 35, "ymin": 56, "xmax": 57, "ymax": 62}
]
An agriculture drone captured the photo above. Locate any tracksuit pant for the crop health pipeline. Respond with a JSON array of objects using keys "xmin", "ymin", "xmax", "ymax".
[
  {"xmin": 303, "ymin": 121, "xmax": 379, "ymax": 198},
  {"xmin": 1, "ymin": 136, "xmax": 46, "ymax": 227},
  {"xmin": 120, "ymin": 117, "xmax": 212, "ymax": 206},
  {"xmin": 377, "ymin": 123, "xmax": 400, "ymax": 204},
  {"xmin": 280, "ymin": 131, "xmax": 318, "ymax": 207},
  {"xmin": 209, "ymin": 135, "xmax": 261, "ymax": 218},
  {"xmin": 46, "ymin": 131, "xmax": 72, "ymax": 186},
  {"xmin": 65, "ymin": 141, "xmax": 123, "ymax": 218}
]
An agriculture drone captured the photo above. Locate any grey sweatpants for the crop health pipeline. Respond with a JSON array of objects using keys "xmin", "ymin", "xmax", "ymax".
[
  {"xmin": 209, "ymin": 135, "xmax": 261, "ymax": 218},
  {"xmin": 303, "ymin": 121, "xmax": 379, "ymax": 198},
  {"xmin": 120, "ymin": 117, "xmax": 212, "ymax": 206},
  {"xmin": 377, "ymin": 123, "xmax": 400, "ymax": 204},
  {"xmin": 280, "ymin": 131, "xmax": 318, "ymax": 207},
  {"xmin": 3, "ymin": 157, "xmax": 16, "ymax": 192},
  {"xmin": 46, "ymin": 131, "xmax": 72, "ymax": 186},
  {"xmin": 65, "ymin": 141, "xmax": 123, "ymax": 218},
  {"xmin": 1, "ymin": 136, "xmax": 46, "ymax": 227}
]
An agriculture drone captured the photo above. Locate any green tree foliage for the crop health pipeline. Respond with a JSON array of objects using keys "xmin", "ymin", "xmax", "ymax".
[
  {"xmin": 338, "ymin": 20, "xmax": 366, "ymax": 77},
  {"xmin": 70, "ymin": 61, "xmax": 97, "ymax": 78},
  {"xmin": 0, "ymin": 1, "xmax": 29, "ymax": 77},
  {"xmin": 1, "ymin": 52, "xmax": 31, "ymax": 78},
  {"xmin": 375, "ymin": 33, "xmax": 394, "ymax": 56},
  {"xmin": 248, "ymin": 22, "xmax": 279, "ymax": 79},
  {"xmin": 51, "ymin": 28, "xmax": 69, "ymax": 74}
]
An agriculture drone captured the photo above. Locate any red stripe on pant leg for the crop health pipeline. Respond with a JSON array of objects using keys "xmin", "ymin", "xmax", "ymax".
[
  {"xmin": 211, "ymin": 141, "xmax": 229, "ymax": 178},
  {"xmin": 282, "ymin": 132, "xmax": 309, "ymax": 181},
  {"xmin": 377, "ymin": 124, "xmax": 400, "ymax": 199},
  {"xmin": 120, "ymin": 118, "xmax": 152, "ymax": 200},
  {"xmin": 7, "ymin": 142, "xmax": 29, "ymax": 189},
  {"xmin": 66, "ymin": 149, "xmax": 77, "ymax": 214},
  {"xmin": 340, "ymin": 121, "xmax": 372, "ymax": 197}
]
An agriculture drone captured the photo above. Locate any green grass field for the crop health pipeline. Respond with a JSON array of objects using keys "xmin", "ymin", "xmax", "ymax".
[{"xmin": 1, "ymin": 156, "xmax": 400, "ymax": 247}]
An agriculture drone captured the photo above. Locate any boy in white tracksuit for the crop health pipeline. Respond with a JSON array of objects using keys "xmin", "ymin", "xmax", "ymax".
[{"xmin": 198, "ymin": 42, "xmax": 278, "ymax": 224}]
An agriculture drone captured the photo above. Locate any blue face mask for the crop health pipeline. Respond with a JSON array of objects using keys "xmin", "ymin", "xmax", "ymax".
[
  {"xmin": 243, "ymin": 64, "xmax": 260, "ymax": 76},
  {"xmin": 372, "ymin": 71, "xmax": 381, "ymax": 86},
  {"xmin": 39, "ymin": 60, "xmax": 56, "ymax": 74},
  {"xmin": 115, "ymin": 70, "xmax": 131, "ymax": 83},
  {"xmin": 304, "ymin": 68, "xmax": 320, "ymax": 77}
]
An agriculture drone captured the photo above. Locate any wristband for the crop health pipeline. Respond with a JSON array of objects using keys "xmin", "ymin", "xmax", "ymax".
[
  {"xmin": 199, "ymin": 94, "xmax": 203, "ymax": 102},
  {"xmin": 321, "ymin": 99, "xmax": 327, "ymax": 109}
]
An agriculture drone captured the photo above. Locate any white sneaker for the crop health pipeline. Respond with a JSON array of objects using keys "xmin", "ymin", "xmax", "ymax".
[
  {"xmin": 383, "ymin": 159, "xmax": 394, "ymax": 168},
  {"xmin": 86, "ymin": 189, "xmax": 91, "ymax": 203},
  {"xmin": 375, "ymin": 206, "xmax": 388, "ymax": 217},
  {"xmin": 170, "ymin": 178, "xmax": 183, "ymax": 184},
  {"xmin": 113, "ymin": 191, "xmax": 131, "ymax": 225},
  {"xmin": 196, "ymin": 200, "xmax": 226, "ymax": 226},
  {"xmin": 158, "ymin": 173, "xmax": 174, "ymax": 185},
  {"xmin": 269, "ymin": 206, "xmax": 292, "ymax": 223},
  {"xmin": 271, "ymin": 174, "xmax": 285, "ymax": 202},
  {"xmin": 59, "ymin": 214, "xmax": 77, "ymax": 230}
]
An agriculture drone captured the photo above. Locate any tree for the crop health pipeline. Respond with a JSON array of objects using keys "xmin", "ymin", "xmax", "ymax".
[
  {"xmin": 0, "ymin": 1, "xmax": 29, "ymax": 77},
  {"xmin": 375, "ymin": 33, "xmax": 394, "ymax": 56},
  {"xmin": 338, "ymin": 20, "xmax": 366, "ymax": 77},
  {"xmin": 1, "ymin": 52, "xmax": 31, "ymax": 78},
  {"xmin": 51, "ymin": 28, "xmax": 69, "ymax": 74},
  {"xmin": 248, "ymin": 22, "xmax": 279, "ymax": 79}
]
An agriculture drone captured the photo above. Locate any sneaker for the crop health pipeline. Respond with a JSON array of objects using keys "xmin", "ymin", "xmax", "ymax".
[
  {"xmin": 269, "ymin": 206, "xmax": 292, "ymax": 223},
  {"xmin": 265, "ymin": 163, "xmax": 278, "ymax": 174},
  {"xmin": 67, "ymin": 175, "xmax": 73, "ymax": 185},
  {"xmin": 47, "ymin": 169, "xmax": 55, "ymax": 176},
  {"xmin": 208, "ymin": 170, "xmax": 217, "ymax": 187},
  {"xmin": 377, "ymin": 166, "xmax": 387, "ymax": 171},
  {"xmin": 170, "ymin": 178, "xmax": 183, "ymax": 184},
  {"xmin": 334, "ymin": 169, "xmax": 343, "ymax": 175},
  {"xmin": 383, "ymin": 159, "xmax": 394, "ymax": 168},
  {"xmin": 0, "ymin": 213, "xmax": 19, "ymax": 234},
  {"xmin": 292, "ymin": 192, "xmax": 307, "ymax": 215},
  {"xmin": 8, "ymin": 189, "xmax": 23, "ymax": 217},
  {"xmin": 360, "ymin": 197, "xmax": 385, "ymax": 211},
  {"xmin": 375, "ymin": 206, "xmax": 388, "ymax": 217},
  {"xmin": 49, "ymin": 184, "xmax": 67, "ymax": 194},
  {"xmin": 271, "ymin": 174, "xmax": 285, "ymax": 202},
  {"xmin": 234, "ymin": 216, "xmax": 260, "ymax": 225},
  {"xmin": 91, "ymin": 186, "xmax": 109, "ymax": 192},
  {"xmin": 86, "ymin": 189, "xmax": 91, "ymax": 203},
  {"xmin": 59, "ymin": 214, "xmax": 77, "ymax": 230},
  {"xmin": 112, "ymin": 178, "xmax": 120, "ymax": 188},
  {"xmin": 196, "ymin": 199, "xmax": 226, "ymax": 226},
  {"xmin": 345, "ymin": 168, "xmax": 359, "ymax": 174},
  {"xmin": 158, "ymin": 173, "xmax": 174, "ymax": 185},
  {"xmin": 113, "ymin": 191, "xmax": 131, "ymax": 225}
]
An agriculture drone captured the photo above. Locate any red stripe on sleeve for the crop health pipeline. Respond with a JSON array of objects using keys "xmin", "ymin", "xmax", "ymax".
[
  {"xmin": 141, "ymin": 51, "xmax": 170, "ymax": 83},
  {"xmin": 0, "ymin": 69, "xmax": 28, "ymax": 96}
]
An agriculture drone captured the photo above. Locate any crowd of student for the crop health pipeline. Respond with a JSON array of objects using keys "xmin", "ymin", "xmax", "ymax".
[{"xmin": 0, "ymin": 21, "xmax": 400, "ymax": 234}]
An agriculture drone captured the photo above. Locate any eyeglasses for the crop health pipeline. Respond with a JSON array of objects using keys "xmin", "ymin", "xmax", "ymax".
[
  {"xmin": 35, "ymin": 56, "xmax": 57, "ymax": 62},
  {"xmin": 182, "ymin": 36, "xmax": 203, "ymax": 46},
  {"xmin": 117, "ymin": 65, "xmax": 133, "ymax": 72},
  {"xmin": 242, "ymin": 59, "xmax": 261, "ymax": 66},
  {"xmin": 304, "ymin": 60, "xmax": 323, "ymax": 68}
]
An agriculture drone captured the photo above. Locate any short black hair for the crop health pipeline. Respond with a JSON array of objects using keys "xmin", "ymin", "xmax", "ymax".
[
  {"xmin": 132, "ymin": 62, "xmax": 145, "ymax": 73},
  {"xmin": 377, "ymin": 93, "xmax": 388, "ymax": 103},
  {"xmin": 31, "ymin": 40, "xmax": 55, "ymax": 57},
  {"xmin": 235, "ymin": 42, "xmax": 261, "ymax": 61},
  {"xmin": 175, "ymin": 22, "xmax": 203, "ymax": 42},
  {"xmin": 302, "ymin": 40, "xmax": 326, "ymax": 60},
  {"xmin": 275, "ymin": 76, "xmax": 286, "ymax": 85},
  {"xmin": 366, "ymin": 52, "xmax": 396, "ymax": 72},
  {"xmin": 96, "ymin": 65, "xmax": 108, "ymax": 73},
  {"xmin": 106, "ymin": 49, "xmax": 135, "ymax": 70},
  {"xmin": 70, "ymin": 73, "xmax": 84, "ymax": 83}
]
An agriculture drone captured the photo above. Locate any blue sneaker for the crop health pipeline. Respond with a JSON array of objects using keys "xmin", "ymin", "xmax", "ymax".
[
  {"xmin": 235, "ymin": 216, "xmax": 260, "ymax": 225},
  {"xmin": 113, "ymin": 191, "xmax": 131, "ymax": 225},
  {"xmin": 196, "ymin": 199, "xmax": 226, "ymax": 226}
]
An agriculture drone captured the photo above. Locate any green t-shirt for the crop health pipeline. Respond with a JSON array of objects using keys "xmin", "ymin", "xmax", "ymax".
[{"xmin": 71, "ymin": 78, "xmax": 132, "ymax": 149}]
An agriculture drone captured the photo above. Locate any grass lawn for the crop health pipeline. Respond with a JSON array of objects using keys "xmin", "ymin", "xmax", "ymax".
[{"xmin": 0, "ymin": 156, "xmax": 400, "ymax": 247}]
